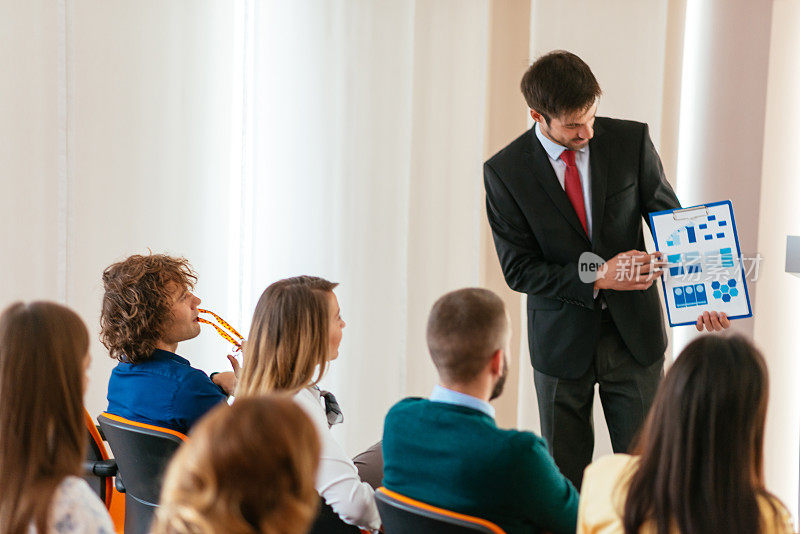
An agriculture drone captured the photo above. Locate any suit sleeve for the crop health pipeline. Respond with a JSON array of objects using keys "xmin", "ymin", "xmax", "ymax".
[
  {"xmin": 484, "ymin": 162, "xmax": 595, "ymax": 309},
  {"xmin": 637, "ymin": 123, "xmax": 681, "ymax": 227}
]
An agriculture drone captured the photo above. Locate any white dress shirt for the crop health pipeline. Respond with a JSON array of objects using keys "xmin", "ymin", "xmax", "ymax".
[
  {"xmin": 535, "ymin": 123, "xmax": 604, "ymax": 303},
  {"xmin": 429, "ymin": 384, "xmax": 495, "ymax": 418},
  {"xmin": 535, "ymin": 122, "xmax": 593, "ymax": 240},
  {"xmin": 294, "ymin": 386, "xmax": 381, "ymax": 532}
]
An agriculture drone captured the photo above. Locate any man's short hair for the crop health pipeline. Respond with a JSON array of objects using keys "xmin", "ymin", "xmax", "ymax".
[
  {"xmin": 520, "ymin": 50, "xmax": 602, "ymax": 123},
  {"xmin": 426, "ymin": 288, "xmax": 508, "ymax": 384},
  {"xmin": 100, "ymin": 253, "xmax": 197, "ymax": 364}
]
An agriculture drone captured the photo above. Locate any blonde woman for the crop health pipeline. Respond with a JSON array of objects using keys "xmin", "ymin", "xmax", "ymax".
[
  {"xmin": 0, "ymin": 302, "xmax": 114, "ymax": 534},
  {"xmin": 237, "ymin": 276, "xmax": 381, "ymax": 532},
  {"xmin": 153, "ymin": 396, "xmax": 320, "ymax": 534}
]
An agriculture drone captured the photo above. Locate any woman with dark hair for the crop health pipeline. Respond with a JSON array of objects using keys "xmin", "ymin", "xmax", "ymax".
[
  {"xmin": 0, "ymin": 302, "xmax": 114, "ymax": 534},
  {"xmin": 237, "ymin": 276, "xmax": 381, "ymax": 532},
  {"xmin": 152, "ymin": 395, "xmax": 321, "ymax": 534},
  {"xmin": 577, "ymin": 334, "xmax": 793, "ymax": 534}
]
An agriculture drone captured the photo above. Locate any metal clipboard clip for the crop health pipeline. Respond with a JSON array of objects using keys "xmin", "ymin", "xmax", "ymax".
[{"xmin": 671, "ymin": 205, "xmax": 709, "ymax": 222}]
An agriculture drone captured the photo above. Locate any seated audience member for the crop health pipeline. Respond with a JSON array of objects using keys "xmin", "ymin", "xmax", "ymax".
[
  {"xmin": 382, "ymin": 288, "xmax": 579, "ymax": 534},
  {"xmin": 578, "ymin": 334, "xmax": 794, "ymax": 534},
  {"xmin": 102, "ymin": 253, "xmax": 234, "ymax": 433},
  {"xmin": 152, "ymin": 395, "xmax": 320, "ymax": 534},
  {"xmin": 236, "ymin": 276, "xmax": 381, "ymax": 532},
  {"xmin": 0, "ymin": 302, "xmax": 115, "ymax": 533}
]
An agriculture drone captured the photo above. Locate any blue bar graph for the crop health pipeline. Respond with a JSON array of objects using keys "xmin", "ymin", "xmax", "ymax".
[
  {"xmin": 683, "ymin": 285, "xmax": 697, "ymax": 306},
  {"xmin": 674, "ymin": 287, "xmax": 686, "ymax": 308},
  {"xmin": 694, "ymin": 284, "xmax": 708, "ymax": 305}
]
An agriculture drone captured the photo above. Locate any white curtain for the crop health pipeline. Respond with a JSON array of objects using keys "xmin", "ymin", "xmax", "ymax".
[
  {"xmin": 1, "ymin": 0, "xmax": 488, "ymax": 456},
  {"xmin": 242, "ymin": 0, "xmax": 488, "ymax": 453}
]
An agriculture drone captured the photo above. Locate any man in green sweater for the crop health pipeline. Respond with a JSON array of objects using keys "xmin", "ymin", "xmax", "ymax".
[{"xmin": 382, "ymin": 288, "xmax": 578, "ymax": 534}]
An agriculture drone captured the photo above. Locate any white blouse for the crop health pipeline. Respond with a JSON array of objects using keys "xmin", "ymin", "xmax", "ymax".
[
  {"xmin": 29, "ymin": 476, "xmax": 115, "ymax": 534},
  {"xmin": 294, "ymin": 387, "xmax": 381, "ymax": 532}
]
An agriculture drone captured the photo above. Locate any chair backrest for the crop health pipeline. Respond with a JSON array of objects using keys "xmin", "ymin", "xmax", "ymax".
[
  {"xmin": 307, "ymin": 498, "xmax": 362, "ymax": 534},
  {"xmin": 375, "ymin": 487, "xmax": 506, "ymax": 534},
  {"xmin": 97, "ymin": 412, "xmax": 187, "ymax": 534},
  {"xmin": 83, "ymin": 409, "xmax": 115, "ymax": 508}
]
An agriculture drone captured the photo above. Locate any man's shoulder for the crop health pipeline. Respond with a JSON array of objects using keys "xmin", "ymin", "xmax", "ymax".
[
  {"xmin": 499, "ymin": 426, "xmax": 550, "ymax": 455},
  {"xmin": 595, "ymin": 116, "xmax": 648, "ymax": 137},
  {"xmin": 386, "ymin": 397, "xmax": 436, "ymax": 420},
  {"xmin": 485, "ymin": 127, "xmax": 535, "ymax": 170},
  {"xmin": 385, "ymin": 398, "xmax": 495, "ymax": 431},
  {"xmin": 111, "ymin": 353, "xmax": 205, "ymax": 384}
]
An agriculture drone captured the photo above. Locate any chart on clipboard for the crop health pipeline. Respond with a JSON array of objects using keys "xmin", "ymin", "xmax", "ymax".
[{"xmin": 649, "ymin": 201, "xmax": 752, "ymax": 327}]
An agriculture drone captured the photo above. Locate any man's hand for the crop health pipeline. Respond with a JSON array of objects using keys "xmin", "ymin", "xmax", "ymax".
[
  {"xmin": 695, "ymin": 311, "xmax": 730, "ymax": 332},
  {"xmin": 594, "ymin": 250, "xmax": 664, "ymax": 291},
  {"xmin": 211, "ymin": 354, "xmax": 241, "ymax": 396}
]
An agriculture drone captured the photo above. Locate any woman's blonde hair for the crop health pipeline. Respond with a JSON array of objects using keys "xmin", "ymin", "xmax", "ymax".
[
  {"xmin": 0, "ymin": 302, "xmax": 89, "ymax": 534},
  {"xmin": 237, "ymin": 276, "xmax": 337, "ymax": 397},
  {"xmin": 153, "ymin": 395, "xmax": 321, "ymax": 534}
]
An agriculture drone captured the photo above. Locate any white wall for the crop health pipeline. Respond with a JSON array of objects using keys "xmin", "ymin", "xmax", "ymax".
[
  {"xmin": 1, "ymin": 2, "xmax": 62, "ymax": 303},
  {"xmin": 755, "ymin": 0, "xmax": 800, "ymax": 520}
]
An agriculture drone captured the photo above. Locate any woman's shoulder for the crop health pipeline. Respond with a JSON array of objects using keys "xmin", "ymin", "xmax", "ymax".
[
  {"xmin": 757, "ymin": 493, "xmax": 795, "ymax": 534},
  {"xmin": 578, "ymin": 454, "xmax": 638, "ymax": 533},
  {"xmin": 48, "ymin": 476, "xmax": 115, "ymax": 533},
  {"xmin": 293, "ymin": 387, "xmax": 329, "ymax": 428},
  {"xmin": 584, "ymin": 453, "xmax": 637, "ymax": 483}
]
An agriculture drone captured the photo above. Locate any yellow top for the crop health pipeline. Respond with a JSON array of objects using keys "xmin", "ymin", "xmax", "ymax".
[{"xmin": 577, "ymin": 454, "xmax": 795, "ymax": 534}]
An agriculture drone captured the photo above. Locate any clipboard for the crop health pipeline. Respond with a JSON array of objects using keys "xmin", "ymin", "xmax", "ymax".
[{"xmin": 648, "ymin": 200, "xmax": 752, "ymax": 327}]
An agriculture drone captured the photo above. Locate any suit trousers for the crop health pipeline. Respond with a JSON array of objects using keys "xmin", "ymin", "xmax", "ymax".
[{"xmin": 533, "ymin": 309, "xmax": 663, "ymax": 490}]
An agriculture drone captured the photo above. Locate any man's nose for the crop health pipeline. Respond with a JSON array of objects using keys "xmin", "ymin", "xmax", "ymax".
[{"xmin": 579, "ymin": 125, "xmax": 593, "ymax": 139}]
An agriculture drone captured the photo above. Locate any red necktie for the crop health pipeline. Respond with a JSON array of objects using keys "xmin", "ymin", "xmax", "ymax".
[{"xmin": 560, "ymin": 149, "xmax": 588, "ymax": 235}]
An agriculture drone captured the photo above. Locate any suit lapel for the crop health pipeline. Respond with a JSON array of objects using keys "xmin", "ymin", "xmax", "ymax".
[
  {"xmin": 524, "ymin": 130, "xmax": 590, "ymax": 244},
  {"xmin": 588, "ymin": 121, "xmax": 608, "ymax": 250}
]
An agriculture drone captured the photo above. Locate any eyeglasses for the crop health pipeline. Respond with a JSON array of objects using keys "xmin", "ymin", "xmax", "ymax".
[{"xmin": 198, "ymin": 308, "xmax": 244, "ymax": 352}]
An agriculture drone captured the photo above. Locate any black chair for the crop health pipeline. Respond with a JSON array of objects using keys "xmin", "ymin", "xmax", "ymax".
[
  {"xmin": 307, "ymin": 499, "xmax": 363, "ymax": 534},
  {"xmin": 375, "ymin": 487, "xmax": 506, "ymax": 534},
  {"xmin": 82, "ymin": 409, "xmax": 117, "ymax": 509},
  {"xmin": 97, "ymin": 412, "xmax": 187, "ymax": 534}
]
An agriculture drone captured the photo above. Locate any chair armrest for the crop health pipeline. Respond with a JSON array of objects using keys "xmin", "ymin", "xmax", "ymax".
[
  {"xmin": 83, "ymin": 459, "xmax": 118, "ymax": 478},
  {"xmin": 114, "ymin": 473, "xmax": 126, "ymax": 493}
]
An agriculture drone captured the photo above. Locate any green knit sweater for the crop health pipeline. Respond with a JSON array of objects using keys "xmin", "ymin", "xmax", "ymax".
[{"xmin": 382, "ymin": 398, "xmax": 578, "ymax": 534}]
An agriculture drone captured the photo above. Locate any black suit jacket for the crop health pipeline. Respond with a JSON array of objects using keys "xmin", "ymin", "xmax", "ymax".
[{"xmin": 484, "ymin": 117, "xmax": 680, "ymax": 379}]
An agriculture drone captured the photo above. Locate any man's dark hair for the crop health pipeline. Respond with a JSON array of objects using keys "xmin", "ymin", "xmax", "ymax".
[
  {"xmin": 520, "ymin": 50, "xmax": 602, "ymax": 123},
  {"xmin": 426, "ymin": 288, "xmax": 507, "ymax": 384}
]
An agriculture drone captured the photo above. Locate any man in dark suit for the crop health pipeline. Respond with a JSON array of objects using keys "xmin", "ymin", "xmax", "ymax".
[{"xmin": 484, "ymin": 50, "xmax": 729, "ymax": 488}]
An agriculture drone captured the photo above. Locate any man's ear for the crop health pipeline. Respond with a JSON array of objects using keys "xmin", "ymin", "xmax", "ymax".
[
  {"xmin": 530, "ymin": 109, "xmax": 546, "ymax": 124},
  {"xmin": 489, "ymin": 349, "xmax": 503, "ymax": 376}
]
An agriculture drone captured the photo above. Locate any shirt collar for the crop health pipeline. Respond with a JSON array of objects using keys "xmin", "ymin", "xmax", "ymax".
[
  {"xmin": 429, "ymin": 384, "xmax": 495, "ymax": 419},
  {"xmin": 535, "ymin": 122, "xmax": 588, "ymax": 161},
  {"xmin": 149, "ymin": 348, "xmax": 190, "ymax": 366}
]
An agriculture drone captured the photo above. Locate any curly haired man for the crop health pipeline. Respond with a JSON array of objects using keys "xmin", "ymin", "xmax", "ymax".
[{"xmin": 101, "ymin": 253, "xmax": 235, "ymax": 433}]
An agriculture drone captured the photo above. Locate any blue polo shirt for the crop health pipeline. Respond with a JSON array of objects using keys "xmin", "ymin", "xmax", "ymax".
[{"xmin": 106, "ymin": 349, "xmax": 227, "ymax": 433}]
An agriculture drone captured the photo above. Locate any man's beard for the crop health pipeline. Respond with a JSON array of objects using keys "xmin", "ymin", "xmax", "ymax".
[{"xmin": 489, "ymin": 355, "xmax": 509, "ymax": 401}]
